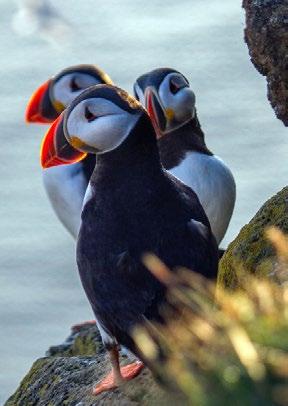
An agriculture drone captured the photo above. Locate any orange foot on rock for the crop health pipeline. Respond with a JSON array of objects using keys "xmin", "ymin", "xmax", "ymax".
[{"xmin": 92, "ymin": 361, "xmax": 144, "ymax": 395}]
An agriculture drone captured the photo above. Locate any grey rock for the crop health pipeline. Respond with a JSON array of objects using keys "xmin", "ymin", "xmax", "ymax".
[
  {"xmin": 243, "ymin": 0, "xmax": 288, "ymax": 126},
  {"xmin": 4, "ymin": 325, "xmax": 171, "ymax": 406}
]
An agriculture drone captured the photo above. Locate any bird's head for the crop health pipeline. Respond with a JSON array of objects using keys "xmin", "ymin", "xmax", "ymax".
[
  {"xmin": 25, "ymin": 64, "xmax": 113, "ymax": 123},
  {"xmin": 40, "ymin": 84, "xmax": 146, "ymax": 168},
  {"xmin": 134, "ymin": 68, "xmax": 196, "ymax": 138}
]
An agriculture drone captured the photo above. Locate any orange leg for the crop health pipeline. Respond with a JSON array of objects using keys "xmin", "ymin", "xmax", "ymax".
[
  {"xmin": 71, "ymin": 320, "xmax": 96, "ymax": 332},
  {"xmin": 93, "ymin": 346, "xmax": 144, "ymax": 395}
]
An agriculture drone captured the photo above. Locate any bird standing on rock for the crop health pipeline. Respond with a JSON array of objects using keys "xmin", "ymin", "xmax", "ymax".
[
  {"xmin": 40, "ymin": 84, "xmax": 218, "ymax": 395},
  {"xmin": 134, "ymin": 68, "xmax": 236, "ymax": 245},
  {"xmin": 26, "ymin": 64, "xmax": 113, "ymax": 238}
]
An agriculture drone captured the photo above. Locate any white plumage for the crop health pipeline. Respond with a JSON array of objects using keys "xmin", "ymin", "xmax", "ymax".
[
  {"xmin": 42, "ymin": 163, "xmax": 88, "ymax": 238},
  {"xmin": 169, "ymin": 151, "xmax": 236, "ymax": 244},
  {"xmin": 134, "ymin": 68, "xmax": 237, "ymax": 245},
  {"xmin": 26, "ymin": 66, "xmax": 113, "ymax": 239}
]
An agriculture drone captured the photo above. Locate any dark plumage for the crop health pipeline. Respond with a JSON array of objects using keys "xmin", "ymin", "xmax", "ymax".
[
  {"xmin": 134, "ymin": 68, "xmax": 236, "ymax": 245},
  {"xmin": 135, "ymin": 67, "xmax": 212, "ymax": 169},
  {"xmin": 157, "ymin": 116, "xmax": 212, "ymax": 169},
  {"xmin": 81, "ymin": 153, "xmax": 96, "ymax": 184},
  {"xmin": 43, "ymin": 84, "xmax": 219, "ymax": 393},
  {"xmin": 135, "ymin": 67, "xmax": 187, "ymax": 94},
  {"xmin": 76, "ymin": 108, "xmax": 218, "ymax": 356}
]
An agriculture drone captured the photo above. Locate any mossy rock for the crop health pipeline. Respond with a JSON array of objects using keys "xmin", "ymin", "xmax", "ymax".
[
  {"xmin": 5, "ymin": 356, "xmax": 168, "ymax": 406},
  {"xmin": 218, "ymin": 187, "xmax": 288, "ymax": 289},
  {"xmin": 46, "ymin": 324, "xmax": 103, "ymax": 358},
  {"xmin": 5, "ymin": 325, "xmax": 177, "ymax": 406}
]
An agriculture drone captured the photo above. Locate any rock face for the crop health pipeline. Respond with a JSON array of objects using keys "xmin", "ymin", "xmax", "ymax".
[
  {"xmin": 218, "ymin": 187, "xmax": 288, "ymax": 288},
  {"xmin": 46, "ymin": 324, "xmax": 102, "ymax": 358},
  {"xmin": 5, "ymin": 325, "xmax": 169, "ymax": 406},
  {"xmin": 243, "ymin": 0, "xmax": 288, "ymax": 125}
]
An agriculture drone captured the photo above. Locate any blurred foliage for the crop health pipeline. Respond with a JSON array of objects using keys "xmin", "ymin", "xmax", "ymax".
[{"xmin": 134, "ymin": 227, "xmax": 288, "ymax": 406}]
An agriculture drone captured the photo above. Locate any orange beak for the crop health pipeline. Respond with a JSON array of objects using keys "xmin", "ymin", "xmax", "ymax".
[
  {"xmin": 40, "ymin": 114, "xmax": 87, "ymax": 169},
  {"xmin": 145, "ymin": 88, "xmax": 166, "ymax": 139},
  {"xmin": 146, "ymin": 89, "xmax": 158, "ymax": 130},
  {"xmin": 25, "ymin": 80, "xmax": 54, "ymax": 123}
]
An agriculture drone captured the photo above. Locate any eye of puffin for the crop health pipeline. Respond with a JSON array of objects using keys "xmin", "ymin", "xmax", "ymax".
[
  {"xmin": 70, "ymin": 76, "xmax": 81, "ymax": 92},
  {"xmin": 169, "ymin": 76, "xmax": 189, "ymax": 95},
  {"xmin": 85, "ymin": 106, "xmax": 97, "ymax": 122}
]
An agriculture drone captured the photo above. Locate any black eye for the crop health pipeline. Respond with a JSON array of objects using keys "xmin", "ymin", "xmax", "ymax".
[
  {"xmin": 70, "ymin": 77, "xmax": 81, "ymax": 92},
  {"xmin": 85, "ymin": 106, "xmax": 97, "ymax": 122},
  {"xmin": 169, "ymin": 76, "xmax": 189, "ymax": 94}
]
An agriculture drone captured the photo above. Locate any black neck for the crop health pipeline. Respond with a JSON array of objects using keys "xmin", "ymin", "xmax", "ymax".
[
  {"xmin": 158, "ymin": 111, "xmax": 213, "ymax": 170},
  {"xmin": 90, "ymin": 114, "xmax": 162, "ymax": 186}
]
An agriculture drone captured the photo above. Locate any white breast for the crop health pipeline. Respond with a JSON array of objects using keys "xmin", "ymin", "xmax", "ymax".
[
  {"xmin": 42, "ymin": 163, "xmax": 88, "ymax": 239},
  {"xmin": 169, "ymin": 151, "xmax": 236, "ymax": 244}
]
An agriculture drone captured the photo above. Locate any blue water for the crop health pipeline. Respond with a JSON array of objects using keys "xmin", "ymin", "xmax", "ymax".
[{"xmin": 1, "ymin": 0, "xmax": 287, "ymax": 403}]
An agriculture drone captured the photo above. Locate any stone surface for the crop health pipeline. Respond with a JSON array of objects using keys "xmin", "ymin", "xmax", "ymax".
[
  {"xmin": 5, "ymin": 357, "xmax": 165, "ymax": 406},
  {"xmin": 5, "ymin": 325, "xmax": 172, "ymax": 406},
  {"xmin": 243, "ymin": 0, "xmax": 288, "ymax": 125},
  {"xmin": 218, "ymin": 187, "xmax": 288, "ymax": 288},
  {"xmin": 46, "ymin": 324, "xmax": 102, "ymax": 358}
]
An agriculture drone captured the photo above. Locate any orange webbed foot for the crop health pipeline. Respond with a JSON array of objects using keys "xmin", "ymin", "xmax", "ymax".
[{"xmin": 92, "ymin": 361, "xmax": 144, "ymax": 395}]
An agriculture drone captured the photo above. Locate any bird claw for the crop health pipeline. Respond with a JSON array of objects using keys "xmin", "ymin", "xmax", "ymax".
[{"xmin": 92, "ymin": 361, "xmax": 144, "ymax": 395}]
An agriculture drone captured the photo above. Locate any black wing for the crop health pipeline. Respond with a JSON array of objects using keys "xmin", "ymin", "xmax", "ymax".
[
  {"xmin": 165, "ymin": 171, "xmax": 211, "ymax": 229},
  {"xmin": 80, "ymin": 250, "xmax": 165, "ymax": 354}
]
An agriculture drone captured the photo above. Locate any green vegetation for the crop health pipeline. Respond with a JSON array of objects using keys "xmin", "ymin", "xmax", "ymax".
[
  {"xmin": 218, "ymin": 187, "xmax": 288, "ymax": 289},
  {"xmin": 46, "ymin": 324, "xmax": 100, "ymax": 357},
  {"xmin": 135, "ymin": 242, "xmax": 288, "ymax": 406}
]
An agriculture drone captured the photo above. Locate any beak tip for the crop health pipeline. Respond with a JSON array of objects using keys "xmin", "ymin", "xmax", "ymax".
[
  {"xmin": 41, "ymin": 159, "xmax": 48, "ymax": 169},
  {"xmin": 25, "ymin": 111, "xmax": 53, "ymax": 124},
  {"xmin": 40, "ymin": 155, "xmax": 60, "ymax": 169},
  {"xmin": 42, "ymin": 163, "xmax": 52, "ymax": 169},
  {"xmin": 40, "ymin": 113, "xmax": 87, "ymax": 169},
  {"xmin": 26, "ymin": 79, "xmax": 52, "ymax": 124},
  {"xmin": 25, "ymin": 108, "xmax": 32, "ymax": 123},
  {"xmin": 25, "ymin": 114, "xmax": 34, "ymax": 124}
]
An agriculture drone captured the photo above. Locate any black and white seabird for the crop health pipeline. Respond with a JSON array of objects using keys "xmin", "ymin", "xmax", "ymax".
[
  {"xmin": 40, "ymin": 84, "xmax": 218, "ymax": 394},
  {"xmin": 134, "ymin": 68, "xmax": 236, "ymax": 245},
  {"xmin": 26, "ymin": 64, "xmax": 113, "ymax": 238}
]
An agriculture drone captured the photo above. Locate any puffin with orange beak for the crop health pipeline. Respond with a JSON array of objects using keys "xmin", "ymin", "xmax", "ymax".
[
  {"xmin": 40, "ymin": 84, "xmax": 218, "ymax": 395},
  {"xmin": 26, "ymin": 64, "xmax": 113, "ymax": 238},
  {"xmin": 134, "ymin": 68, "xmax": 236, "ymax": 246}
]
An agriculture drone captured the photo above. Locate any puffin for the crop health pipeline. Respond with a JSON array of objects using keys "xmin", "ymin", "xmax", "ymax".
[
  {"xmin": 133, "ymin": 68, "xmax": 236, "ymax": 245},
  {"xmin": 26, "ymin": 64, "xmax": 113, "ymax": 238},
  {"xmin": 40, "ymin": 84, "xmax": 218, "ymax": 394}
]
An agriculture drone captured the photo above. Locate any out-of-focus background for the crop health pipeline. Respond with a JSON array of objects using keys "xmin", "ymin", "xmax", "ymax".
[{"xmin": 0, "ymin": 0, "xmax": 287, "ymax": 402}]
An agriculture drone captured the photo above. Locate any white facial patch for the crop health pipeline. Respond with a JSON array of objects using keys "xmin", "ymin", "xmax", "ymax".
[
  {"xmin": 66, "ymin": 98, "xmax": 141, "ymax": 154},
  {"xmin": 158, "ymin": 73, "xmax": 196, "ymax": 126},
  {"xmin": 52, "ymin": 72, "xmax": 102, "ymax": 108},
  {"xmin": 134, "ymin": 82, "xmax": 145, "ymax": 106}
]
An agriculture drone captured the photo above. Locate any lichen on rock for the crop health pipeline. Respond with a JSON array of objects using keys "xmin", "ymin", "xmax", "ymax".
[
  {"xmin": 5, "ymin": 325, "xmax": 171, "ymax": 406},
  {"xmin": 5, "ymin": 356, "xmax": 164, "ymax": 406},
  {"xmin": 47, "ymin": 324, "xmax": 103, "ymax": 358},
  {"xmin": 218, "ymin": 187, "xmax": 288, "ymax": 289},
  {"xmin": 243, "ymin": 0, "xmax": 288, "ymax": 125}
]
